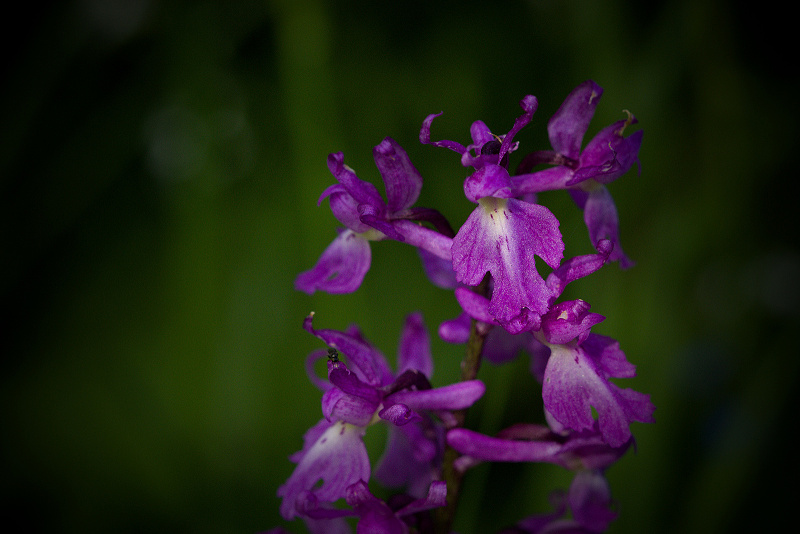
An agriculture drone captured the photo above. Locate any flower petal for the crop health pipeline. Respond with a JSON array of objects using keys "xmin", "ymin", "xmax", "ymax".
[
  {"xmin": 498, "ymin": 94, "xmax": 538, "ymax": 163},
  {"xmin": 574, "ymin": 119, "xmax": 643, "ymax": 185},
  {"xmin": 385, "ymin": 380, "xmax": 485, "ymax": 412},
  {"xmin": 374, "ymin": 422, "xmax": 439, "ymax": 497},
  {"xmin": 396, "ymin": 312, "xmax": 434, "ymax": 378},
  {"xmin": 419, "ymin": 112, "xmax": 468, "ymax": 154},
  {"xmin": 568, "ymin": 470, "xmax": 618, "ymax": 532},
  {"xmin": 304, "ymin": 313, "xmax": 394, "ymax": 387},
  {"xmin": 548, "ymin": 80, "xmax": 603, "ymax": 159},
  {"xmin": 447, "ymin": 428, "xmax": 563, "ymax": 463},
  {"xmin": 322, "ymin": 387, "xmax": 379, "ymax": 426},
  {"xmin": 373, "ymin": 137, "xmax": 423, "ymax": 213},
  {"xmin": 327, "ymin": 151, "xmax": 385, "ymax": 210},
  {"xmin": 452, "ymin": 197, "xmax": 564, "ymax": 333},
  {"xmin": 278, "ymin": 420, "xmax": 370, "ymax": 520},
  {"xmin": 575, "ymin": 185, "xmax": 634, "ymax": 268},
  {"xmin": 542, "ymin": 338, "xmax": 654, "ymax": 447},
  {"xmin": 463, "ymin": 164, "xmax": 514, "ymax": 202},
  {"xmin": 295, "ymin": 229, "xmax": 371, "ymax": 295},
  {"xmin": 541, "ymin": 299, "xmax": 605, "ymax": 345}
]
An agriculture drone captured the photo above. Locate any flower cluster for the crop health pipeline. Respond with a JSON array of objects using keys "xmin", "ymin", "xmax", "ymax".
[{"xmin": 275, "ymin": 81, "xmax": 654, "ymax": 534}]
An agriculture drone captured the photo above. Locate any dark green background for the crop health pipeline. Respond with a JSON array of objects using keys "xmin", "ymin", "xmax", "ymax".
[{"xmin": 3, "ymin": 1, "xmax": 797, "ymax": 533}]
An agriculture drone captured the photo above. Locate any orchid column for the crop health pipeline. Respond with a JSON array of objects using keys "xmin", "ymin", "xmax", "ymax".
[{"xmin": 272, "ymin": 81, "xmax": 654, "ymax": 534}]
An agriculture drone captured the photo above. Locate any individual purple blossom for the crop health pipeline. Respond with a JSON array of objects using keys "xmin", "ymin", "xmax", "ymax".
[
  {"xmin": 512, "ymin": 80, "xmax": 643, "ymax": 268},
  {"xmin": 447, "ymin": 249, "xmax": 654, "ymax": 447},
  {"xmin": 278, "ymin": 313, "xmax": 485, "ymax": 521},
  {"xmin": 296, "ymin": 138, "xmax": 453, "ymax": 295},
  {"xmin": 539, "ymin": 331, "xmax": 655, "ymax": 447},
  {"xmin": 422, "ymin": 96, "xmax": 566, "ymax": 334}
]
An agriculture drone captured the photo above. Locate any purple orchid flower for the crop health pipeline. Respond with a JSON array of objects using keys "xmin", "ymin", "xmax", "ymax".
[
  {"xmin": 421, "ymin": 96, "xmax": 567, "ymax": 334},
  {"xmin": 296, "ymin": 138, "xmax": 453, "ymax": 295},
  {"xmin": 278, "ymin": 313, "xmax": 484, "ymax": 521},
  {"xmin": 512, "ymin": 80, "xmax": 643, "ymax": 268},
  {"xmin": 447, "ymin": 243, "xmax": 654, "ymax": 447},
  {"xmin": 538, "ymin": 330, "xmax": 655, "ymax": 448}
]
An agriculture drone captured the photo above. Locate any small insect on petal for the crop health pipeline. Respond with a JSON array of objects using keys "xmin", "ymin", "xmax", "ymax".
[{"xmin": 327, "ymin": 348, "xmax": 340, "ymax": 363}]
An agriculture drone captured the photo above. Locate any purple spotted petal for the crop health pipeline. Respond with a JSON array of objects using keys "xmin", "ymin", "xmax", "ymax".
[
  {"xmin": 548, "ymin": 80, "xmax": 603, "ymax": 159},
  {"xmin": 542, "ymin": 336, "xmax": 655, "ymax": 447},
  {"xmin": 278, "ymin": 420, "xmax": 370, "ymax": 520},
  {"xmin": 452, "ymin": 197, "xmax": 564, "ymax": 333},
  {"xmin": 295, "ymin": 229, "xmax": 371, "ymax": 295},
  {"xmin": 373, "ymin": 137, "xmax": 423, "ymax": 213}
]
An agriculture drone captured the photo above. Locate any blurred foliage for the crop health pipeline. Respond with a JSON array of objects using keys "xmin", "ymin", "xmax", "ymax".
[{"xmin": 1, "ymin": 0, "xmax": 798, "ymax": 533}]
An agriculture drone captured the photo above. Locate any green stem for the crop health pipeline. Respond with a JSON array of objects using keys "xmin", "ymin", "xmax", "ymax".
[{"xmin": 433, "ymin": 277, "xmax": 490, "ymax": 534}]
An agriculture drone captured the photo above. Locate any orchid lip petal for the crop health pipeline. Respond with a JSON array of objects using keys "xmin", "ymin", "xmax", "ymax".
[
  {"xmin": 277, "ymin": 420, "xmax": 370, "ymax": 520},
  {"xmin": 295, "ymin": 229, "xmax": 371, "ymax": 295}
]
